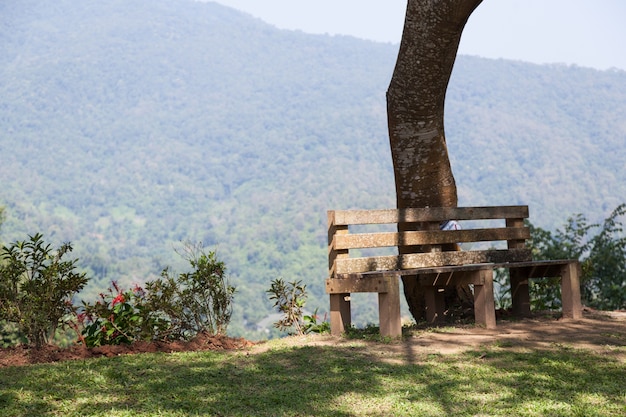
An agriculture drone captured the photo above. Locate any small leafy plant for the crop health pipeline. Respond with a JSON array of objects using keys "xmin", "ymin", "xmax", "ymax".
[
  {"xmin": 267, "ymin": 278, "xmax": 308, "ymax": 335},
  {"xmin": 303, "ymin": 308, "xmax": 330, "ymax": 334}
]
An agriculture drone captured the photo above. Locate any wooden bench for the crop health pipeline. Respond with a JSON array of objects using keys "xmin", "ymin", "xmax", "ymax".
[{"xmin": 325, "ymin": 206, "xmax": 583, "ymax": 337}]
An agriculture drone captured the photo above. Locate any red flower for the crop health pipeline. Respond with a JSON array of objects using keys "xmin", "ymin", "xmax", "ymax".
[
  {"xmin": 76, "ymin": 312, "xmax": 87, "ymax": 324},
  {"xmin": 111, "ymin": 293, "xmax": 125, "ymax": 307},
  {"xmin": 132, "ymin": 284, "xmax": 145, "ymax": 297}
]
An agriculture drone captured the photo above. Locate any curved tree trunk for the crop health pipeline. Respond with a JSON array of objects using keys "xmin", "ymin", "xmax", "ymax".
[{"xmin": 386, "ymin": 0, "xmax": 482, "ymax": 320}]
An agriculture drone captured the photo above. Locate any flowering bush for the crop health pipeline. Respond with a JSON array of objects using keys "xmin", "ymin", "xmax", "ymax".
[
  {"xmin": 79, "ymin": 282, "xmax": 168, "ymax": 347},
  {"xmin": 303, "ymin": 308, "xmax": 330, "ymax": 334}
]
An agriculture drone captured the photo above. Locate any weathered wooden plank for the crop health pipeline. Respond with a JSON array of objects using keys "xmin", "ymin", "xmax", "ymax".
[
  {"xmin": 501, "ymin": 259, "xmax": 578, "ymax": 278},
  {"xmin": 328, "ymin": 210, "xmax": 350, "ymax": 276},
  {"xmin": 333, "ymin": 227, "xmax": 530, "ymax": 250},
  {"xmin": 473, "ymin": 269, "xmax": 497, "ymax": 329},
  {"xmin": 560, "ymin": 262, "xmax": 583, "ymax": 319},
  {"xmin": 329, "ymin": 293, "xmax": 351, "ymax": 335},
  {"xmin": 417, "ymin": 271, "xmax": 488, "ymax": 286},
  {"xmin": 378, "ymin": 277, "xmax": 402, "ymax": 337},
  {"xmin": 330, "ymin": 206, "xmax": 529, "ymax": 225},
  {"xmin": 330, "ymin": 264, "xmax": 494, "ymax": 286},
  {"xmin": 356, "ymin": 262, "xmax": 495, "ymax": 277},
  {"xmin": 326, "ymin": 276, "xmax": 395, "ymax": 294},
  {"xmin": 333, "ymin": 249, "xmax": 532, "ymax": 275}
]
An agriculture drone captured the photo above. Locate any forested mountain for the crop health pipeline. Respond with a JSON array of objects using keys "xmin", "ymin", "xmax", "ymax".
[{"xmin": 1, "ymin": 0, "xmax": 625, "ymax": 338}]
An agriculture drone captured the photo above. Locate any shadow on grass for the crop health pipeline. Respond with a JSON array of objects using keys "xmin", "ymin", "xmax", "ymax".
[{"xmin": 1, "ymin": 343, "xmax": 625, "ymax": 416}]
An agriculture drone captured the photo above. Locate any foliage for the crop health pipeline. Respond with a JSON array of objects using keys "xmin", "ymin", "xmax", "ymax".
[
  {"xmin": 0, "ymin": 233, "xmax": 88, "ymax": 348},
  {"xmin": 145, "ymin": 242, "xmax": 236, "ymax": 338},
  {"xmin": 527, "ymin": 204, "xmax": 626, "ymax": 310},
  {"xmin": 343, "ymin": 324, "xmax": 396, "ymax": 342},
  {"xmin": 583, "ymin": 204, "xmax": 626, "ymax": 309},
  {"xmin": 267, "ymin": 278, "xmax": 308, "ymax": 335},
  {"xmin": 80, "ymin": 243, "xmax": 236, "ymax": 345},
  {"xmin": 302, "ymin": 307, "xmax": 330, "ymax": 334},
  {"xmin": 0, "ymin": 320, "xmax": 26, "ymax": 348},
  {"xmin": 0, "ymin": 205, "xmax": 5, "ymax": 238},
  {"xmin": 492, "ymin": 268, "xmax": 512, "ymax": 310}
]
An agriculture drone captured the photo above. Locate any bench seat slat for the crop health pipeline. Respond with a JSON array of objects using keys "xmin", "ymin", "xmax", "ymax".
[
  {"xmin": 328, "ymin": 259, "xmax": 579, "ymax": 293},
  {"xmin": 499, "ymin": 259, "xmax": 578, "ymax": 278},
  {"xmin": 333, "ymin": 248, "xmax": 532, "ymax": 275},
  {"xmin": 330, "ymin": 206, "xmax": 529, "ymax": 226},
  {"xmin": 333, "ymin": 227, "xmax": 530, "ymax": 250}
]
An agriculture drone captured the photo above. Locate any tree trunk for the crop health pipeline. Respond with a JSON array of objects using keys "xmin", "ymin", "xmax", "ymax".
[{"xmin": 386, "ymin": 0, "xmax": 482, "ymax": 320}]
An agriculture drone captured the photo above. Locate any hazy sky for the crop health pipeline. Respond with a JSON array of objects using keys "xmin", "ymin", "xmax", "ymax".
[{"xmin": 209, "ymin": 0, "xmax": 626, "ymax": 71}]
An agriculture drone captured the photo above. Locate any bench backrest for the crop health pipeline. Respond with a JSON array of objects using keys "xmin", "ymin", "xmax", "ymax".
[{"xmin": 328, "ymin": 206, "xmax": 532, "ymax": 278}]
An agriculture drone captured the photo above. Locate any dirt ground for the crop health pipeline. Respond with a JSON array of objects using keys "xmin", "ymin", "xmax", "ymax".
[
  {"xmin": 409, "ymin": 310, "xmax": 623, "ymax": 358},
  {"xmin": 403, "ymin": 310, "xmax": 626, "ymax": 355},
  {"xmin": 253, "ymin": 309, "xmax": 626, "ymax": 363},
  {"xmin": 1, "ymin": 309, "xmax": 624, "ymax": 367},
  {"xmin": 0, "ymin": 333, "xmax": 255, "ymax": 368}
]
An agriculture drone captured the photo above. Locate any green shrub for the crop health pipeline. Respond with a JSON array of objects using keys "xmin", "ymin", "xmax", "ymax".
[
  {"xmin": 0, "ymin": 234, "xmax": 88, "ymax": 348},
  {"xmin": 583, "ymin": 204, "xmax": 626, "ymax": 309},
  {"xmin": 527, "ymin": 204, "xmax": 626, "ymax": 311},
  {"xmin": 146, "ymin": 242, "xmax": 236, "ymax": 338}
]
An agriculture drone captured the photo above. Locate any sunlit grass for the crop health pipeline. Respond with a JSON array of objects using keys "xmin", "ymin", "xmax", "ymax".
[{"xmin": 1, "ymin": 339, "xmax": 625, "ymax": 417}]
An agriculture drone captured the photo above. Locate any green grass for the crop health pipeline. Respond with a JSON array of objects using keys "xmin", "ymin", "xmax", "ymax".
[{"xmin": 1, "ymin": 339, "xmax": 625, "ymax": 416}]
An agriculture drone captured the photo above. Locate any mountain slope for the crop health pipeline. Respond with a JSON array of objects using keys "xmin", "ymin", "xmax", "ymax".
[{"xmin": 1, "ymin": 0, "xmax": 625, "ymax": 337}]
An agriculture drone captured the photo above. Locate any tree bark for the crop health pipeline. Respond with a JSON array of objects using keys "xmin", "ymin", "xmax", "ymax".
[{"xmin": 386, "ymin": 0, "xmax": 482, "ymax": 320}]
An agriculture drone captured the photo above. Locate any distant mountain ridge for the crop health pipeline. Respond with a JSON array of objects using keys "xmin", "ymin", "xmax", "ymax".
[{"xmin": 1, "ymin": 0, "xmax": 625, "ymax": 337}]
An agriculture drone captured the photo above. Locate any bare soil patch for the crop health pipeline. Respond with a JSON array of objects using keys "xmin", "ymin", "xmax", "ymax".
[
  {"xmin": 0, "ymin": 333, "xmax": 254, "ymax": 367},
  {"xmin": 2, "ymin": 309, "xmax": 624, "ymax": 367},
  {"xmin": 391, "ymin": 309, "xmax": 626, "ymax": 360},
  {"xmin": 252, "ymin": 309, "xmax": 626, "ymax": 363}
]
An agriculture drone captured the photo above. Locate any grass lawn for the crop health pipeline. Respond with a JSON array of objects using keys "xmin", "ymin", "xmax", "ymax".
[{"xmin": 1, "ymin": 332, "xmax": 625, "ymax": 417}]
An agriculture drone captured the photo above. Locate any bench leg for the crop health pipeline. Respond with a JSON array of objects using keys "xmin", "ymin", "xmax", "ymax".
[
  {"xmin": 561, "ymin": 262, "xmax": 583, "ymax": 319},
  {"xmin": 510, "ymin": 269, "xmax": 531, "ymax": 317},
  {"xmin": 329, "ymin": 293, "xmax": 351, "ymax": 335},
  {"xmin": 424, "ymin": 287, "xmax": 445, "ymax": 324},
  {"xmin": 378, "ymin": 276, "xmax": 402, "ymax": 338},
  {"xmin": 473, "ymin": 269, "xmax": 496, "ymax": 329}
]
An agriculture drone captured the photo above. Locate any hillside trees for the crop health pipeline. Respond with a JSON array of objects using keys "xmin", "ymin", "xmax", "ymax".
[
  {"xmin": 0, "ymin": 206, "xmax": 6, "ymax": 237},
  {"xmin": 1, "ymin": 0, "xmax": 625, "ymax": 337},
  {"xmin": 0, "ymin": 205, "xmax": 4, "ymax": 243},
  {"xmin": 386, "ymin": 0, "xmax": 482, "ymax": 320}
]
